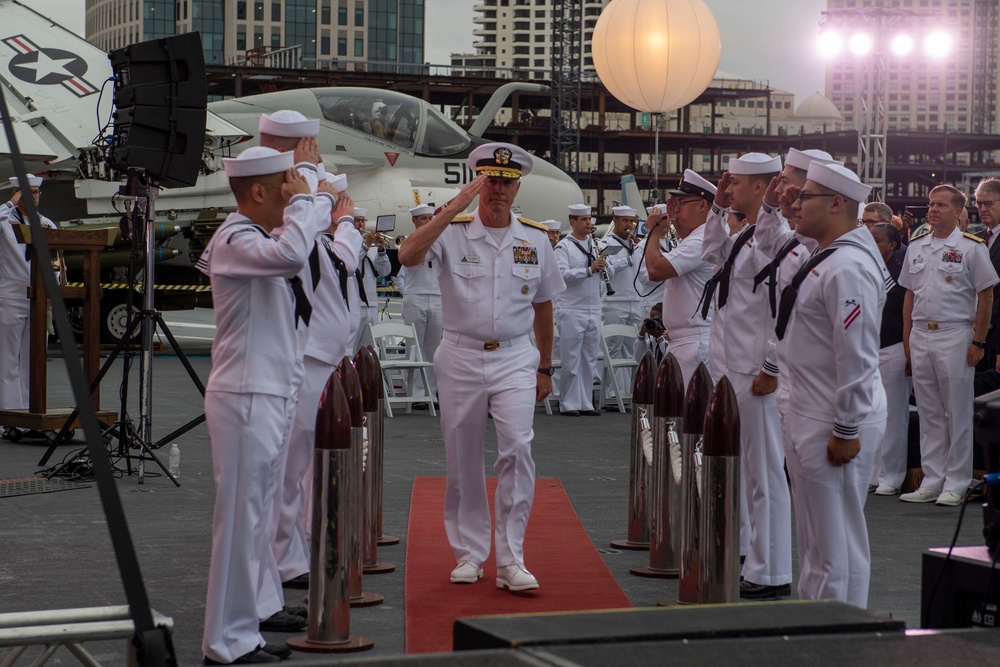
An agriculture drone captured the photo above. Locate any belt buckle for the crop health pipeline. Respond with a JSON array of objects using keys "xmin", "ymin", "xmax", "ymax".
[
  {"xmin": 928, "ymin": 322, "xmax": 939, "ymax": 331},
  {"xmin": 484, "ymin": 340, "xmax": 501, "ymax": 351}
]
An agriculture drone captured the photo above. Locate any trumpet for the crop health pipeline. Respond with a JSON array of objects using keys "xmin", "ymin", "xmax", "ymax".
[
  {"xmin": 394, "ymin": 234, "xmax": 406, "ymax": 248},
  {"xmin": 366, "ymin": 231, "xmax": 392, "ymax": 249}
]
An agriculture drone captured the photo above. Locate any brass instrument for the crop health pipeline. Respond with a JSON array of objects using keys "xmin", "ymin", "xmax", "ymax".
[{"xmin": 394, "ymin": 234, "xmax": 406, "ymax": 248}]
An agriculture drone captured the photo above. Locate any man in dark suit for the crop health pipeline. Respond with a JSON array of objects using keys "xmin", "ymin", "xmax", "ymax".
[{"xmin": 975, "ymin": 177, "xmax": 1000, "ymax": 371}]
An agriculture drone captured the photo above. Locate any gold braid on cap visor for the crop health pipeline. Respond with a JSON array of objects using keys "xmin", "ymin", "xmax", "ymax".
[{"xmin": 475, "ymin": 166, "xmax": 522, "ymax": 179}]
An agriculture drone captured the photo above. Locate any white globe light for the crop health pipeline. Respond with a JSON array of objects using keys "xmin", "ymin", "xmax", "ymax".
[
  {"xmin": 849, "ymin": 32, "xmax": 872, "ymax": 56},
  {"xmin": 924, "ymin": 30, "xmax": 952, "ymax": 58},
  {"xmin": 591, "ymin": 0, "xmax": 722, "ymax": 113},
  {"xmin": 818, "ymin": 30, "xmax": 843, "ymax": 58},
  {"xmin": 891, "ymin": 34, "xmax": 914, "ymax": 56}
]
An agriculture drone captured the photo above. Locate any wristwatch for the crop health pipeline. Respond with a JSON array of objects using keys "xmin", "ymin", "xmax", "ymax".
[
  {"xmin": 972, "ymin": 340, "xmax": 987, "ymax": 349},
  {"xmin": 537, "ymin": 367, "xmax": 554, "ymax": 376}
]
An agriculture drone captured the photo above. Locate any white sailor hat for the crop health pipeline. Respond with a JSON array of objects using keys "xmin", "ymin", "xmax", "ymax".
[
  {"xmin": 668, "ymin": 169, "xmax": 717, "ymax": 203},
  {"xmin": 222, "ymin": 146, "xmax": 295, "ymax": 178},
  {"xmin": 612, "ymin": 205, "xmax": 638, "ymax": 218},
  {"xmin": 785, "ymin": 148, "xmax": 842, "ymax": 171},
  {"xmin": 409, "ymin": 204, "xmax": 434, "ymax": 217},
  {"xmin": 325, "ymin": 173, "xmax": 348, "ymax": 192},
  {"xmin": 258, "ymin": 109, "xmax": 320, "ymax": 138},
  {"xmin": 646, "ymin": 203, "xmax": 668, "ymax": 214},
  {"xmin": 468, "ymin": 142, "xmax": 533, "ymax": 179},
  {"xmin": 729, "ymin": 152, "xmax": 782, "ymax": 175},
  {"xmin": 806, "ymin": 162, "xmax": 872, "ymax": 203},
  {"xmin": 541, "ymin": 219, "xmax": 562, "ymax": 231},
  {"xmin": 354, "ymin": 207, "xmax": 368, "ymax": 218},
  {"xmin": 9, "ymin": 174, "xmax": 42, "ymax": 189},
  {"xmin": 568, "ymin": 204, "xmax": 592, "ymax": 217}
]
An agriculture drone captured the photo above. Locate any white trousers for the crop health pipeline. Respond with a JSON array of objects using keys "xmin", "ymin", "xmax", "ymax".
[
  {"xmin": 435, "ymin": 338, "xmax": 539, "ymax": 567},
  {"xmin": 602, "ymin": 300, "xmax": 643, "ymax": 398},
  {"xmin": 0, "ymin": 304, "xmax": 29, "ymax": 418},
  {"xmin": 273, "ymin": 355, "xmax": 334, "ymax": 582},
  {"xmin": 784, "ymin": 411, "xmax": 883, "ymax": 608},
  {"xmin": 557, "ymin": 308, "xmax": 600, "ymax": 412},
  {"xmin": 910, "ymin": 326, "xmax": 975, "ymax": 494},
  {"xmin": 668, "ymin": 328, "xmax": 711, "ymax": 389},
  {"xmin": 873, "ymin": 342, "xmax": 912, "ymax": 489},
  {"xmin": 402, "ymin": 294, "xmax": 442, "ymax": 396},
  {"xmin": 354, "ymin": 305, "xmax": 379, "ymax": 353},
  {"xmin": 730, "ymin": 371, "xmax": 792, "ymax": 586},
  {"xmin": 203, "ymin": 391, "xmax": 290, "ymax": 663}
]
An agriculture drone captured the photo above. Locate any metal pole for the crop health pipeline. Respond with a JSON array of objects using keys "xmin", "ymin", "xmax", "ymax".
[
  {"xmin": 696, "ymin": 375, "xmax": 741, "ymax": 604},
  {"xmin": 354, "ymin": 348, "xmax": 393, "ymax": 574},
  {"xmin": 676, "ymin": 363, "xmax": 714, "ymax": 605},
  {"xmin": 367, "ymin": 345, "xmax": 399, "ymax": 546},
  {"xmin": 611, "ymin": 350, "xmax": 655, "ymax": 550}
]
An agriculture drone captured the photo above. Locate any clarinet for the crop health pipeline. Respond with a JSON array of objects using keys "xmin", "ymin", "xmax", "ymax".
[{"xmin": 591, "ymin": 230, "xmax": 615, "ymax": 296}]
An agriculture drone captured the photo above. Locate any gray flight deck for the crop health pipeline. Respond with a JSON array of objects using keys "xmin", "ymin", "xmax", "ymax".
[{"xmin": 0, "ymin": 307, "xmax": 994, "ymax": 665}]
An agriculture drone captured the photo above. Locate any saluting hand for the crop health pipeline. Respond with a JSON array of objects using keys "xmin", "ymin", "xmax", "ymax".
[
  {"xmin": 442, "ymin": 174, "xmax": 487, "ymax": 215},
  {"xmin": 764, "ymin": 175, "xmax": 782, "ymax": 208},
  {"xmin": 282, "ymin": 167, "xmax": 310, "ymax": 199},
  {"xmin": 332, "ymin": 193, "xmax": 354, "ymax": 222},
  {"xmin": 10, "ymin": 190, "xmax": 21, "ymax": 208},
  {"xmin": 294, "ymin": 137, "xmax": 321, "ymax": 166},
  {"xmin": 779, "ymin": 184, "xmax": 802, "ymax": 212},
  {"xmin": 714, "ymin": 172, "xmax": 733, "ymax": 208}
]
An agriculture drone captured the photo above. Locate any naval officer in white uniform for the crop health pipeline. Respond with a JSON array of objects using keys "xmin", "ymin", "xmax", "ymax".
[{"xmin": 397, "ymin": 142, "xmax": 565, "ymax": 593}]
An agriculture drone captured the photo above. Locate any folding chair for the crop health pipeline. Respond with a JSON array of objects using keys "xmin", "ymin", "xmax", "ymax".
[
  {"xmin": 599, "ymin": 322, "xmax": 641, "ymax": 413},
  {"xmin": 531, "ymin": 327, "xmax": 563, "ymax": 415},
  {"xmin": 368, "ymin": 321, "xmax": 437, "ymax": 417}
]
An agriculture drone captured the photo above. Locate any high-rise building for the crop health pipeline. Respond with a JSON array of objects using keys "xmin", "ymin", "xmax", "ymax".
[
  {"xmin": 823, "ymin": 0, "xmax": 997, "ymax": 135},
  {"xmin": 85, "ymin": 0, "xmax": 425, "ymax": 70},
  {"xmin": 451, "ymin": 0, "xmax": 608, "ymax": 80}
]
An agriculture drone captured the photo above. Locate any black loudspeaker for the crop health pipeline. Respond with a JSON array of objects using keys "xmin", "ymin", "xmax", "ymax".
[{"xmin": 108, "ymin": 32, "xmax": 207, "ymax": 188}]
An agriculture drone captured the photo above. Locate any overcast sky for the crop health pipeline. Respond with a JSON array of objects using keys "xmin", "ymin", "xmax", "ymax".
[{"xmin": 31, "ymin": 0, "xmax": 828, "ymax": 103}]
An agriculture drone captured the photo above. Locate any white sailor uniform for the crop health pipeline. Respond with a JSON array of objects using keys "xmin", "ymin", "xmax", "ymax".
[
  {"xmin": 0, "ymin": 202, "xmax": 55, "ymax": 427},
  {"xmin": 658, "ymin": 224, "xmax": 713, "ymax": 387},
  {"xmin": 353, "ymin": 243, "xmax": 391, "ymax": 351},
  {"xmin": 701, "ymin": 203, "xmax": 792, "ymax": 589},
  {"xmin": 899, "ymin": 229, "xmax": 998, "ymax": 495},
  {"xmin": 602, "ymin": 233, "xmax": 644, "ymax": 399},
  {"xmin": 429, "ymin": 211, "xmax": 565, "ymax": 568},
  {"xmin": 199, "ymin": 194, "xmax": 315, "ymax": 664},
  {"xmin": 777, "ymin": 227, "xmax": 889, "ymax": 608},
  {"xmin": 554, "ymin": 234, "xmax": 610, "ymax": 412},
  {"xmin": 395, "ymin": 259, "xmax": 443, "ymax": 397}
]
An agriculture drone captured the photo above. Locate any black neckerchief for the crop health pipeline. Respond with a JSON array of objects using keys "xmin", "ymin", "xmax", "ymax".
[
  {"xmin": 570, "ymin": 237, "xmax": 595, "ymax": 262},
  {"xmin": 754, "ymin": 236, "xmax": 801, "ymax": 318},
  {"xmin": 697, "ymin": 223, "xmax": 756, "ymax": 319},
  {"xmin": 774, "ymin": 247, "xmax": 837, "ymax": 340},
  {"xmin": 319, "ymin": 233, "xmax": 350, "ymax": 307}
]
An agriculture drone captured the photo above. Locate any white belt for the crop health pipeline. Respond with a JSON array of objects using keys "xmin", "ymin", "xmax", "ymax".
[
  {"xmin": 665, "ymin": 326, "xmax": 709, "ymax": 341},
  {"xmin": 443, "ymin": 330, "xmax": 531, "ymax": 351}
]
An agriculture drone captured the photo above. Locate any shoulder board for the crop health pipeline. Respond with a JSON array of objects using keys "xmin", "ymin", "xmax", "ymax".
[
  {"xmin": 910, "ymin": 230, "xmax": 930, "ymax": 241},
  {"xmin": 450, "ymin": 214, "xmax": 474, "ymax": 224},
  {"xmin": 518, "ymin": 217, "xmax": 548, "ymax": 232},
  {"xmin": 963, "ymin": 232, "xmax": 985, "ymax": 243}
]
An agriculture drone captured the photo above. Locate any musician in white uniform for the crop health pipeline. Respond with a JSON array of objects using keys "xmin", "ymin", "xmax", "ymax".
[
  {"xmin": 898, "ymin": 185, "xmax": 997, "ymax": 506},
  {"xmin": 397, "ymin": 142, "xmax": 565, "ymax": 592},
  {"xmin": 555, "ymin": 204, "xmax": 610, "ymax": 416},
  {"xmin": 541, "ymin": 219, "xmax": 562, "ymax": 248},
  {"xmin": 642, "ymin": 170, "xmax": 716, "ymax": 386},
  {"xmin": 776, "ymin": 161, "xmax": 890, "ymax": 608},
  {"xmin": 0, "ymin": 174, "xmax": 56, "ymax": 438},
  {"xmin": 395, "ymin": 204, "xmax": 443, "ymax": 401},
  {"xmin": 354, "ymin": 207, "xmax": 391, "ymax": 351},
  {"xmin": 199, "ymin": 147, "xmax": 314, "ymax": 665},
  {"xmin": 602, "ymin": 205, "xmax": 643, "ymax": 407}
]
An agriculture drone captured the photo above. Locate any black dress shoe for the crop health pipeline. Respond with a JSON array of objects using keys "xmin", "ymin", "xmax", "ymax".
[
  {"xmin": 283, "ymin": 604, "xmax": 307, "ymax": 619},
  {"xmin": 739, "ymin": 580, "xmax": 792, "ymax": 599},
  {"xmin": 204, "ymin": 647, "xmax": 281, "ymax": 664},
  {"xmin": 259, "ymin": 610, "xmax": 307, "ymax": 632},
  {"xmin": 262, "ymin": 643, "xmax": 291, "ymax": 659},
  {"xmin": 603, "ymin": 404, "xmax": 621, "ymax": 412},
  {"xmin": 412, "ymin": 403, "xmax": 429, "ymax": 410},
  {"xmin": 281, "ymin": 573, "xmax": 309, "ymax": 589},
  {"xmin": 580, "ymin": 409, "xmax": 602, "ymax": 416},
  {"xmin": 560, "ymin": 410, "xmax": 581, "ymax": 417}
]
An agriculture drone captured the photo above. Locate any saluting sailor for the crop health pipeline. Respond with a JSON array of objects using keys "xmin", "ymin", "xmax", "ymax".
[
  {"xmin": 398, "ymin": 142, "xmax": 565, "ymax": 592},
  {"xmin": 199, "ymin": 147, "xmax": 315, "ymax": 665},
  {"xmin": 555, "ymin": 204, "xmax": 610, "ymax": 416},
  {"xmin": 776, "ymin": 161, "xmax": 890, "ymax": 609},
  {"xmin": 898, "ymin": 185, "xmax": 998, "ymax": 506}
]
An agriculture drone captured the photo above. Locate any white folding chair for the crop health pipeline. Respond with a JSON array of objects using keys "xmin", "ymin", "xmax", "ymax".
[
  {"xmin": 369, "ymin": 321, "xmax": 437, "ymax": 417},
  {"xmin": 599, "ymin": 322, "xmax": 641, "ymax": 413}
]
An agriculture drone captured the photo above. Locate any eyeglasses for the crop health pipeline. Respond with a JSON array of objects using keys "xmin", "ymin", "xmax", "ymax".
[
  {"xmin": 976, "ymin": 199, "xmax": 998, "ymax": 208},
  {"xmin": 860, "ymin": 217, "xmax": 885, "ymax": 226},
  {"xmin": 797, "ymin": 192, "xmax": 838, "ymax": 204}
]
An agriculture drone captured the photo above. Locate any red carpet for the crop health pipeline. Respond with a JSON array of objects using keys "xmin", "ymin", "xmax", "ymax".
[{"xmin": 404, "ymin": 476, "xmax": 632, "ymax": 653}]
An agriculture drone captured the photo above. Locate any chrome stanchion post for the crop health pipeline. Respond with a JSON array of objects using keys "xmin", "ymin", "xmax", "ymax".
[
  {"xmin": 696, "ymin": 375, "xmax": 741, "ymax": 604},
  {"xmin": 287, "ymin": 373, "xmax": 374, "ymax": 653},
  {"xmin": 354, "ymin": 348, "xmax": 394, "ymax": 574},
  {"xmin": 611, "ymin": 350, "xmax": 655, "ymax": 550},
  {"xmin": 676, "ymin": 363, "xmax": 714, "ymax": 605},
  {"xmin": 632, "ymin": 353, "xmax": 684, "ymax": 578},
  {"xmin": 367, "ymin": 345, "xmax": 399, "ymax": 546},
  {"xmin": 337, "ymin": 358, "xmax": 383, "ymax": 607}
]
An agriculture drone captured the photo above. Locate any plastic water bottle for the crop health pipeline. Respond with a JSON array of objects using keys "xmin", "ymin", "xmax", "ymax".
[{"xmin": 168, "ymin": 443, "xmax": 180, "ymax": 478}]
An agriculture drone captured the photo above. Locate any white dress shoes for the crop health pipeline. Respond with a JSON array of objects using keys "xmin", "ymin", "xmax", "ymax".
[
  {"xmin": 935, "ymin": 490, "xmax": 964, "ymax": 506},
  {"xmin": 450, "ymin": 560, "xmax": 483, "ymax": 584},
  {"xmin": 874, "ymin": 484, "xmax": 899, "ymax": 496},
  {"xmin": 496, "ymin": 563, "xmax": 539, "ymax": 592},
  {"xmin": 899, "ymin": 487, "xmax": 940, "ymax": 503}
]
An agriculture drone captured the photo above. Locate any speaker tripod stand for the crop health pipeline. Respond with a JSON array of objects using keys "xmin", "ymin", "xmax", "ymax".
[{"xmin": 40, "ymin": 172, "xmax": 206, "ymax": 483}]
